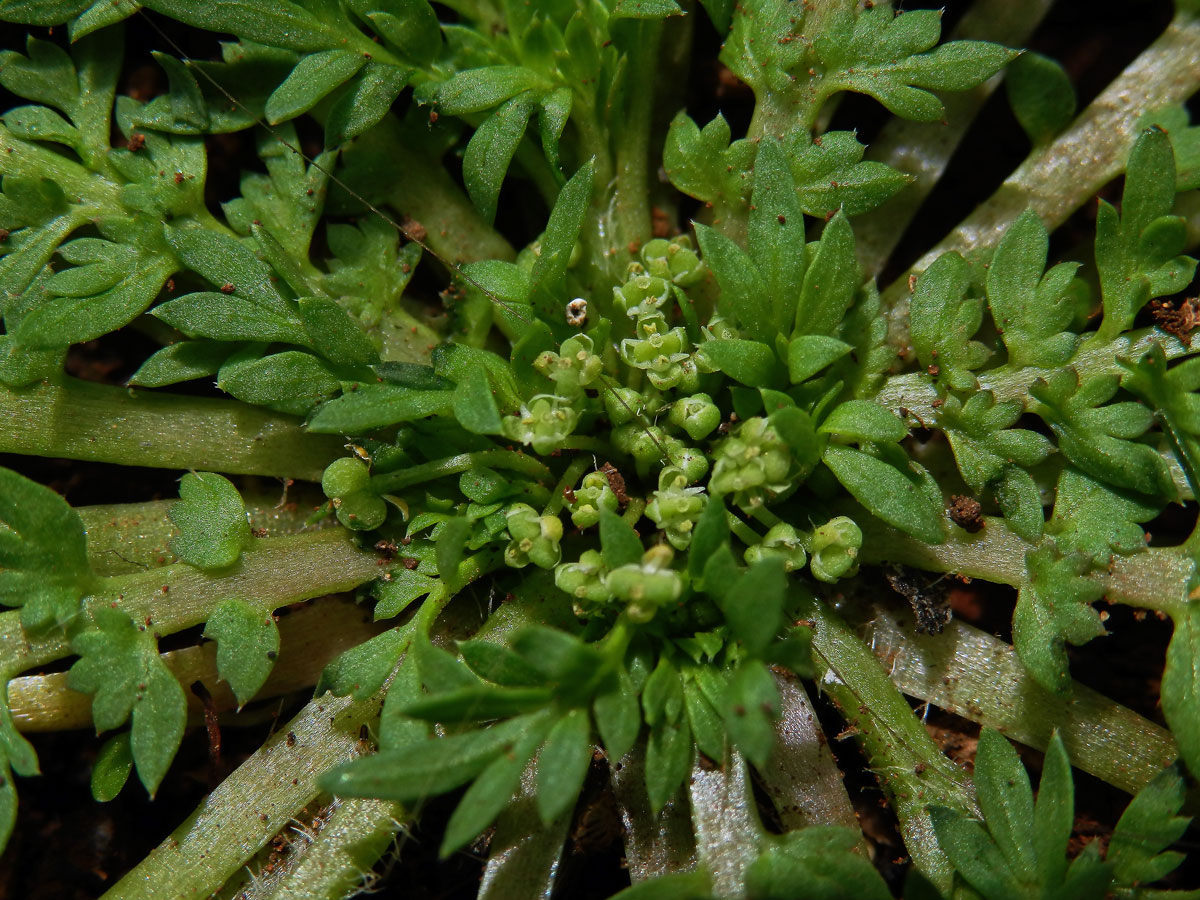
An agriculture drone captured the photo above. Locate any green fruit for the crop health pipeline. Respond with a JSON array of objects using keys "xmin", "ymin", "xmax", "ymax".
[
  {"xmin": 322, "ymin": 457, "xmax": 371, "ymax": 499},
  {"xmin": 335, "ymin": 490, "xmax": 388, "ymax": 530}
]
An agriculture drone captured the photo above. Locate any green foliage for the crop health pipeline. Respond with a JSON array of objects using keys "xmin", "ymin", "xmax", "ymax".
[
  {"xmin": 168, "ymin": 472, "xmax": 252, "ymax": 570},
  {"xmin": 1, "ymin": 2, "xmax": 1199, "ymax": 897},
  {"xmin": 68, "ymin": 609, "xmax": 186, "ymax": 796},
  {"xmin": 932, "ymin": 731, "xmax": 1198, "ymax": 900},
  {"xmin": 203, "ymin": 600, "xmax": 280, "ymax": 708},
  {"xmin": 0, "ymin": 466, "xmax": 90, "ymax": 631}
]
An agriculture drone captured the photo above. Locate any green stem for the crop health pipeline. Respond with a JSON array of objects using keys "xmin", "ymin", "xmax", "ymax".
[
  {"xmin": 872, "ymin": 328, "xmax": 1190, "ymax": 428},
  {"xmin": 879, "ymin": 12, "xmax": 1200, "ymax": 347},
  {"xmin": 0, "ymin": 377, "xmax": 343, "ymax": 481},
  {"xmin": 10, "ymin": 596, "xmax": 385, "ymax": 732},
  {"xmin": 802, "ymin": 596, "xmax": 976, "ymax": 896},
  {"xmin": 255, "ymin": 798, "xmax": 407, "ymax": 900},
  {"xmin": 726, "ymin": 511, "xmax": 762, "ymax": 548},
  {"xmin": 544, "ymin": 456, "xmax": 589, "ymax": 517},
  {"xmin": 857, "ymin": 515, "xmax": 1195, "ymax": 615},
  {"xmin": 102, "ymin": 689, "xmax": 383, "ymax": 900},
  {"xmin": 853, "ymin": 0, "xmax": 1056, "ymax": 277},
  {"xmin": 849, "ymin": 602, "xmax": 1178, "ymax": 797},
  {"xmin": 370, "ymin": 449, "xmax": 553, "ymax": 494},
  {"xmin": 0, "ymin": 530, "xmax": 379, "ymax": 679},
  {"xmin": 612, "ymin": 20, "xmax": 660, "ymax": 254}
]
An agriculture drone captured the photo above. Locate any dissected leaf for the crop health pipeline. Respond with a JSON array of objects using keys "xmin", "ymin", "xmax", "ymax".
[{"xmin": 68, "ymin": 609, "xmax": 186, "ymax": 796}]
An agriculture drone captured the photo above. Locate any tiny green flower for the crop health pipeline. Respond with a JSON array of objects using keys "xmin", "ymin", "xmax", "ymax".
[
  {"xmin": 619, "ymin": 312, "xmax": 691, "ymax": 389},
  {"xmin": 810, "ymin": 516, "xmax": 862, "ymax": 583},
  {"xmin": 613, "ymin": 272, "xmax": 671, "ymax": 319},
  {"xmin": 501, "ymin": 394, "xmax": 579, "ymax": 454},
  {"xmin": 668, "ymin": 392, "xmax": 722, "ymax": 441},
  {"xmin": 534, "ymin": 333, "xmax": 603, "ymax": 396},
  {"xmin": 567, "ymin": 470, "xmax": 619, "ymax": 528},
  {"xmin": 645, "ymin": 466, "xmax": 707, "ymax": 550},
  {"xmin": 503, "ymin": 503, "xmax": 564, "ymax": 569},
  {"xmin": 606, "ymin": 544, "xmax": 683, "ymax": 624},
  {"xmin": 744, "ymin": 522, "xmax": 808, "ymax": 572}
]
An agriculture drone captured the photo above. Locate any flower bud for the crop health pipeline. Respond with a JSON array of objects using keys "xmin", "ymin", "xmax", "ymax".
[
  {"xmin": 568, "ymin": 470, "xmax": 619, "ymax": 528},
  {"xmin": 641, "ymin": 235, "xmax": 704, "ymax": 286},
  {"xmin": 809, "ymin": 516, "xmax": 862, "ymax": 583},
  {"xmin": 334, "ymin": 490, "xmax": 387, "ymax": 530},
  {"xmin": 709, "ymin": 417, "xmax": 793, "ymax": 504},
  {"xmin": 504, "ymin": 504, "xmax": 564, "ymax": 569},
  {"xmin": 606, "ymin": 545, "xmax": 683, "ymax": 623},
  {"xmin": 668, "ymin": 393, "xmax": 721, "ymax": 441},
  {"xmin": 744, "ymin": 522, "xmax": 807, "ymax": 572},
  {"xmin": 322, "ymin": 456, "xmax": 371, "ymax": 499},
  {"xmin": 555, "ymin": 549, "xmax": 610, "ymax": 616}
]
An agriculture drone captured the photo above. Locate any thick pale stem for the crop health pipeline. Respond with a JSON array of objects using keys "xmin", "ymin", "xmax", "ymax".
[
  {"xmin": 78, "ymin": 491, "xmax": 328, "ymax": 576},
  {"xmin": 880, "ymin": 12, "xmax": 1200, "ymax": 346},
  {"xmin": 858, "ymin": 517, "xmax": 1195, "ymax": 616},
  {"xmin": 0, "ymin": 529, "xmax": 379, "ymax": 679},
  {"xmin": 101, "ymin": 689, "xmax": 382, "ymax": 900},
  {"xmin": 0, "ymin": 377, "xmax": 343, "ymax": 481},
  {"xmin": 758, "ymin": 673, "xmax": 862, "ymax": 836},
  {"xmin": 256, "ymin": 798, "xmax": 408, "ymax": 900},
  {"xmin": 852, "ymin": 603, "xmax": 1178, "ymax": 797},
  {"xmin": 803, "ymin": 598, "xmax": 976, "ymax": 896},
  {"xmin": 609, "ymin": 741, "xmax": 698, "ymax": 883},
  {"xmin": 688, "ymin": 750, "xmax": 762, "ymax": 900},
  {"xmin": 9, "ymin": 597, "xmax": 385, "ymax": 732},
  {"xmin": 873, "ymin": 327, "xmax": 1190, "ymax": 441},
  {"xmin": 853, "ymin": 0, "xmax": 1056, "ymax": 277},
  {"xmin": 478, "ymin": 758, "xmax": 571, "ymax": 900}
]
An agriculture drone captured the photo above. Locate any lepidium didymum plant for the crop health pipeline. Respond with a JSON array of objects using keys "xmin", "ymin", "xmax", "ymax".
[{"xmin": 1, "ymin": 0, "xmax": 1200, "ymax": 897}]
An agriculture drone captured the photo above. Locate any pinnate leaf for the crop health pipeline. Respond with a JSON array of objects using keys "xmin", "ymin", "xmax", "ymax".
[{"xmin": 68, "ymin": 608, "xmax": 186, "ymax": 796}]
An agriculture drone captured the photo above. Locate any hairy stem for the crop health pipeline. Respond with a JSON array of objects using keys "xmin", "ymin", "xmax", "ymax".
[
  {"xmin": 858, "ymin": 516, "xmax": 1195, "ymax": 615},
  {"xmin": 0, "ymin": 529, "xmax": 379, "ymax": 679},
  {"xmin": 850, "ymin": 603, "xmax": 1178, "ymax": 797},
  {"xmin": 880, "ymin": 11, "xmax": 1200, "ymax": 347},
  {"xmin": 802, "ymin": 597, "xmax": 976, "ymax": 896},
  {"xmin": 873, "ymin": 328, "xmax": 1190, "ymax": 431},
  {"xmin": 853, "ymin": 0, "xmax": 1056, "ymax": 277},
  {"xmin": 101, "ymin": 689, "xmax": 382, "ymax": 900},
  {"xmin": 255, "ymin": 798, "xmax": 407, "ymax": 900},
  {"xmin": 0, "ymin": 377, "xmax": 343, "ymax": 481}
]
